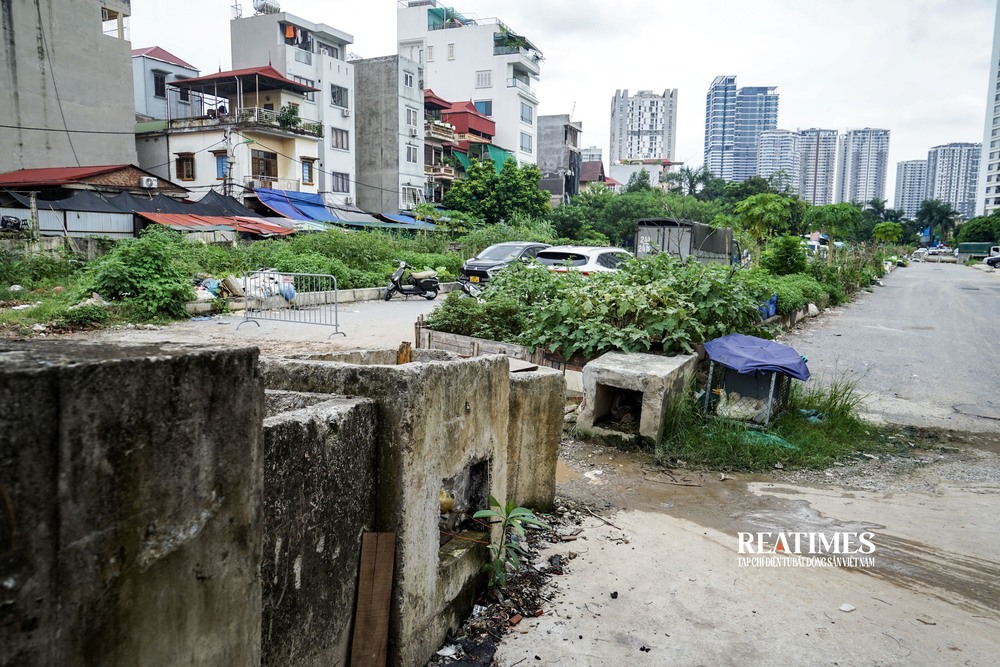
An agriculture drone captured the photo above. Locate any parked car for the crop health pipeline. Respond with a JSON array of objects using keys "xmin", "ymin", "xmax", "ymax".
[
  {"xmin": 985, "ymin": 255, "xmax": 1000, "ymax": 268},
  {"xmin": 534, "ymin": 245, "xmax": 634, "ymax": 275},
  {"xmin": 459, "ymin": 242, "xmax": 551, "ymax": 284}
]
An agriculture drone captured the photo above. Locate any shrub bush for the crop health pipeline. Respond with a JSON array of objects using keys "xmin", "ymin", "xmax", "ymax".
[
  {"xmin": 761, "ymin": 235, "xmax": 807, "ymax": 276},
  {"xmin": 80, "ymin": 226, "xmax": 195, "ymax": 320}
]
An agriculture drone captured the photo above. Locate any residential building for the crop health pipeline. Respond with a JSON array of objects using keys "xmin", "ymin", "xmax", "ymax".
[
  {"xmin": 609, "ymin": 159, "xmax": 675, "ymax": 190},
  {"xmin": 835, "ymin": 128, "xmax": 891, "ymax": 205},
  {"xmin": 132, "ymin": 47, "xmax": 203, "ymax": 120},
  {"xmin": 581, "ymin": 146, "xmax": 603, "ymax": 164},
  {"xmin": 704, "ymin": 76, "xmax": 778, "ymax": 182},
  {"xmin": 978, "ymin": 0, "xmax": 1000, "ymax": 215},
  {"xmin": 397, "ymin": 0, "xmax": 541, "ymax": 165},
  {"xmin": 798, "ymin": 128, "xmax": 839, "ymax": 205},
  {"xmin": 756, "ymin": 129, "xmax": 801, "ymax": 192},
  {"xmin": 609, "ymin": 89, "xmax": 678, "ymax": 162},
  {"xmin": 134, "ymin": 66, "xmax": 322, "ymax": 202},
  {"xmin": 231, "ymin": 10, "xmax": 356, "ymax": 205},
  {"xmin": 0, "ymin": 0, "xmax": 137, "ymax": 172},
  {"xmin": 354, "ymin": 56, "xmax": 427, "ymax": 213},
  {"xmin": 578, "ymin": 161, "xmax": 607, "ymax": 190},
  {"xmin": 926, "ymin": 143, "xmax": 981, "ymax": 221},
  {"xmin": 733, "ymin": 87, "xmax": 779, "ymax": 182},
  {"xmin": 894, "ymin": 159, "xmax": 927, "ymax": 219},
  {"xmin": 538, "ymin": 115, "xmax": 582, "ymax": 206},
  {"xmin": 441, "ymin": 100, "xmax": 510, "ymax": 168},
  {"xmin": 423, "ymin": 89, "xmax": 459, "ymax": 205}
]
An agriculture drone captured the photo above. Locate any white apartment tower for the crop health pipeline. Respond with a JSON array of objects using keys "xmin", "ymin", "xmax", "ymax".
[
  {"xmin": 894, "ymin": 160, "xmax": 927, "ymax": 219},
  {"xmin": 798, "ymin": 128, "xmax": 839, "ymax": 205},
  {"xmin": 397, "ymin": 1, "xmax": 542, "ymax": 165},
  {"xmin": 609, "ymin": 89, "xmax": 678, "ymax": 163},
  {"xmin": 926, "ymin": 143, "xmax": 981, "ymax": 221},
  {"xmin": 978, "ymin": 0, "xmax": 1000, "ymax": 216},
  {"xmin": 835, "ymin": 128, "xmax": 890, "ymax": 205},
  {"xmin": 231, "ymin": 10, "xmax": 357, "ymax": 205},
  {"xmin": 704, "ymin": 75, "xmax": 737, "ymax": 180},
  {"xmin": 756, "ymin": 129, "xmax": 801, "ymax": 192},
  {"xmin": 581, "ymin": 145, "xmax": 603, "ymax": 164}
]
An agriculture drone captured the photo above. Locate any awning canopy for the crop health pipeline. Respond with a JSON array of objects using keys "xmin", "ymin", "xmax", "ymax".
[
  {"xmin": 138, "ymin": 212, "xmax": 293, "ymax": 238},
  {"xmin": 255, "ymin": 188, "xmax": 332, "ymax": 222}
]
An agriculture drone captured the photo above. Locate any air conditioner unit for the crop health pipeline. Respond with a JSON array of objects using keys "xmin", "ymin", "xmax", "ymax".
[
  {"xmin": 344, "ymin": 196, "xmax": 354, "ymax": 205},
  {"xmin": 247, "ymin": 179, "xmax": 262, "ymax": 190},
  {"xmin": 408, "ymin": 128, "xmax": 419, "ymax": 137},
  {"xmin": 139, "ymin": 176, "xmax": 158, "ymax": 188},
  {"xmin": 341, "ymin": 108, "xmax": 351, "ymax": 117}
]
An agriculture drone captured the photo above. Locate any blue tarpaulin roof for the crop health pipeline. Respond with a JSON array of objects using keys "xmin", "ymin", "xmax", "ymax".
[
  {"xmin": 703, "ymin": 333, "xmax": 810, "ymax": 381},
  {"xmin": 256, "ymin": 188, "xmax": 333, "ymax": 222},
  {"xmin": 378, "ymin": 213, "xmax": 436, "ymax": 230}
]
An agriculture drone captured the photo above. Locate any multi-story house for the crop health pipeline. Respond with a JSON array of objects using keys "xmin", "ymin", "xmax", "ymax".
[
  {"xmin": 835, "ymin": 128, "xmax": 891, "ymax": 205},
  {"xmin": 756, "ymin": 129, "xmax": 801, "ymax": 192},
  {"xmin": 0, "ymin": 0, "xmax": 137, "ymax": 172},
  {"xmin": 230, "ymin": 10, "xmax": 356, "ymax": 206},
  {"xmin": 397, "ymin": 0, "xmax": 542, "ymax": 165},
  {"xmin": 894, "ymin": 159, "xmax": 927, "ymax": 219},
  {"xmin": 978, "ymin": 0, "xmax": 1000, "ymax": 216},
  {"xmin": 442, "ymin": 100, "xmax": 508, "ymax": 168},
  {"xmin": 733, "ymin": 86, "xmax": 779, "ymax": 182},
  {"xmin": 354, "ymin": 56, "xmax": 427, "ymax": 213},
  {"xmin": 704, "ymin": 76, "xmax": 778, "ymax": 182},
  {"xmin": 132, "ymin": 47, "xmax": 203, "ymax": 120},
  {"xmin": 423, "ymin": 89, "xmax": 459, "ymax": 205},
  {"xmin": 609, "ymin": 89, "xmax": 678, "ymax": 162},
  {"xmin": 135, "ymin": 66, "xmax": 322, "ymax": 201},
  {"xmin": 538, "ymin": 114, "xmax": 583, "ymax": 206},
  {"xmin": 798, "ymin": 128, "xmax": 839, "ymax": 206},
  {"xmin": 926, "ymin": 143, "xmax": 981, "ymax": 221}
]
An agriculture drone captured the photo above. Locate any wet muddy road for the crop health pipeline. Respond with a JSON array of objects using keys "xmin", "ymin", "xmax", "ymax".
[{"xmin": 497, "ymin": 436, "xmax": 1000, "ymax": 666}]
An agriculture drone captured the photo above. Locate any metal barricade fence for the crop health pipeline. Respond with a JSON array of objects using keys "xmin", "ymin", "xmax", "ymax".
[{"xmin": 236, "ymin": 270, "xmax": 345, "ymax": 337}]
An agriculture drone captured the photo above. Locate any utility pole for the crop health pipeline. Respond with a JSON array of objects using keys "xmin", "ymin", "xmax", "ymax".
[{"xmin": 28, "ymin": 191, "xmax": 38, "ymax": 242}]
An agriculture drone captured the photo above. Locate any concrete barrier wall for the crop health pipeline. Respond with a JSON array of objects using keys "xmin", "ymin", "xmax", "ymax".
[
  {"xmin": 259, "ymin": 355, "xmax": 510, "ymax": 667},
  {"xmin": 261, "ymin": 393, "xmax": 379, "ymax": 667},
  {"xmin": 507, "ymin": 368, "xmax": 565, "ymax": 512},
  {"xmin": 0, "ymin": 342, "xmax": 264, "ymax": 667}
]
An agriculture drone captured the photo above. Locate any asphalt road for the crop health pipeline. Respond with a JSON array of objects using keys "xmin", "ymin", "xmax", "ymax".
[{"xmin": 781, "ymin": 263, "xmax": 1000, "ymax": 432}]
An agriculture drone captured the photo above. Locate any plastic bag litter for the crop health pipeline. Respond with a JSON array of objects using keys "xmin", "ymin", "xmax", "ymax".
[{"xmin": 738, "ymin": 431, "xmax": 797, "ymax": 451}]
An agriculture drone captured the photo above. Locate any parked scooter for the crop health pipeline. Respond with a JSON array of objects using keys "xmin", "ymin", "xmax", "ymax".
[{"xmin": 384, "ymin": 260, "xmax": 439, "ymax": 301}]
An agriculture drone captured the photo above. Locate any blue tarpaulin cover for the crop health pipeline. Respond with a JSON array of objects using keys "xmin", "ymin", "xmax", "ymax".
[
  {"xmin": 256, "ymin": 188, "xmax": 332, "ymax": 221},
  {"xmin": 703, "ymin": 333, "xmax": 810, "ymax": 381}
]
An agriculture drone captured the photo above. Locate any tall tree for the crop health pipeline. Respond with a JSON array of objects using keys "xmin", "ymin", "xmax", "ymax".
[
  {"xmin": 872, "ymin": 221, "xmax": 903, "ymax": 243},
  {"xmin": 735, "ymin": 193, "xmax": 792, "ymax": 262},
  {"xmin": 443, "ymin": 159, "xmax": 550, "ymax": 223},
  {"xmin": 625, "ymin": 169, "xmax": 652, "ymax": 192},
  {"xmin": 915, "ymin": 199, "xmax": 959, "ymax": 244}
]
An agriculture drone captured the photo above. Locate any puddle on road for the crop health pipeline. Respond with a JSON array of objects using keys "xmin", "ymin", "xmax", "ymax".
[{"xmin": 558, "ymin": 440, "xmax": 1000, "ymax": 615}]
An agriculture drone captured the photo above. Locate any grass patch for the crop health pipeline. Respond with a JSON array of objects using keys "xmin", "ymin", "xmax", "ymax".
[{"xmin": 655, "ymin": 377, "xmax": 901, "ymax": 471}]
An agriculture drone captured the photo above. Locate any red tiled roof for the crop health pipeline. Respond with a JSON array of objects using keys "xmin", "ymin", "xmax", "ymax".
[
  {"xmin": 131, "ymin": 46, "xmax": 197, "ymax": 71},
  {"xmin": 424, "ymin": 88, "xmax": 452, "ymax": 111},
  {"xmin": 0, "ymin": 165, "xmax": 131, "ymax": 186},
  {"xmin": 170, "ymin": 65, "xmax": 319, "ymax": 92},
  {"xmin": 604, "ymin": 177, "xmax": 621, "ymax": 186}
]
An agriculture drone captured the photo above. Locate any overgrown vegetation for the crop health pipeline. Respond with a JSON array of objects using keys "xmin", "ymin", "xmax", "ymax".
[{"xmin": 655, "ymin": 377, "xmax": 896, "ymax": 471}]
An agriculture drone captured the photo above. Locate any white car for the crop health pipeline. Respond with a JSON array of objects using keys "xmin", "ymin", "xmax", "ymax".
[{"xmin": 534, "ymin": 245, "xmax": 634, "ymax": 275}]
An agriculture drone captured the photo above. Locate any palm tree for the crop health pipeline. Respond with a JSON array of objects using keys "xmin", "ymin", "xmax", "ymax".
[
  {"xmin": 663, "ymin": 166, "xmax": 711, "ymax": 197},
  {"xmin": 915, "ymin": 199, "xmax": 959, "ymax": 244}
]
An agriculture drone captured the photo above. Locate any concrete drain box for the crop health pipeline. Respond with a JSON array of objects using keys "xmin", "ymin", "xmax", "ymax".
[{"xmin": 577, "ymin": 351, "xmax": 698, "ymax": 442}]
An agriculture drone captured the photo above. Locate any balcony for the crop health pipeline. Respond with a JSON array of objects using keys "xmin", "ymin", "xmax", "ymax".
[
  {"xmin": 507, "ymin": 78, "xmax": 536, "ymax": 98},
  {"xmin": 244, "ymin": 176, "xmax": 300, "ymax": 192},
  {"xmin": 424, "ymin": 164, "xmax": 456, "ymax": 179},
  {"xmin": 236, "ymin": 107, "xmax": 323, "ymax": 138},
  {"xmin": 424, "ymin": 120, "xmax": 456, "ymax": 142}
]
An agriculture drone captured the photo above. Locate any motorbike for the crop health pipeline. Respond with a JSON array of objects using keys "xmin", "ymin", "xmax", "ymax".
[{"xmin": 384, "ymin": 260, "xmax": 439, "ymax": 301}]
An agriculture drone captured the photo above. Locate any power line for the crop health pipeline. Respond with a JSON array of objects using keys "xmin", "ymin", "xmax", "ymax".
[{"xmin": 0, "ymin": 122, "xmax": 144, "ymax": 137}]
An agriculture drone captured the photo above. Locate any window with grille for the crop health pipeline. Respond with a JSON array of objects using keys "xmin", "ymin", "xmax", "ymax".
[
  {"xmin": 175, "ymin": 153, "xmax": 195, "ymax": 180},
  {"xmin": 302, "ymin": 159, "xmax": 316, "ymax": 185},
  {"xmin": 475, "ymin": 70, "xmax": 492, "ymax": 88},
  {"xmin": 406, "ymin": 145, "xmax": 419, "ymax": 163}
]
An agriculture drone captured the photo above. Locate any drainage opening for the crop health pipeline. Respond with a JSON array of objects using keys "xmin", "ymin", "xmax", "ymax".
[
  {"xmin": 593, "ymin": 383, "xmax": 643, "ymax": 433},
  {"xmin": 439, "ymin": 459, "xmax": 489, "ymax": 548}
]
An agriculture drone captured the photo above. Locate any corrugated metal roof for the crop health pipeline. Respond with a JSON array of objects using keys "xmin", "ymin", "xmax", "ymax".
[
  {"xmin": 170, "ymin": 65, "xmax": 319, "ymax": 93},
  {"xmin": 0, "ymin": 165, "xmax": 130, "ymax": 186},
  {"xmin": 138, "ymin": 212, "xmax": 293, "ymax": 237}
]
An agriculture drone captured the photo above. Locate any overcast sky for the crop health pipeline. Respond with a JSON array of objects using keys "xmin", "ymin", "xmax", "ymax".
[{"xmin": 131, "ymin": 0, "xmax": 997, "ymax": 208}]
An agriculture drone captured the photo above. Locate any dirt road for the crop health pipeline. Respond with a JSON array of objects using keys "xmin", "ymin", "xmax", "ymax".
[{"xmin": 494, "ymin": 265, "xmax": 1000, "ymax": 667}]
